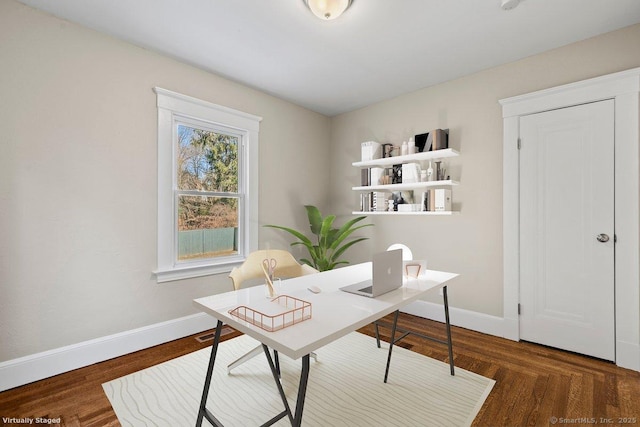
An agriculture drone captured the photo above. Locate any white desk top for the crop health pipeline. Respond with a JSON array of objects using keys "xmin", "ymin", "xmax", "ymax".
[{"xmin": 194, "ymin": 263, "xmax": 458, "ymax": 360}]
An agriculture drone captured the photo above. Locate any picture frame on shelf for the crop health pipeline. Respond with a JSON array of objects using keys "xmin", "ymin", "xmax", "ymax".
[
  {"xmin": 415, "ymin": 129, "xmax": 449, "ymax": 152},
  {"xmin": 414, "ymin": 133, "xmax": 428, "ymax": 152},
  {"xmin": 404, "ymin": 260, "xmax": 427, "ymax": 278},
  {"xmin": 392, "ymin": 164, "xmax": 403, "ymax": 184}
]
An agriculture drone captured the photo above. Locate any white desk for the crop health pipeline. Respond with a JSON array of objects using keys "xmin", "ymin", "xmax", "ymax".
[{"xmin": 194, "ymin": 263, "xmax": 458, "ymax": 427}]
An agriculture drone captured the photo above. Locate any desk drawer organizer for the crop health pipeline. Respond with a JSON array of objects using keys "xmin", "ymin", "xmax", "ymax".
[{"xmin": 229, "ymin": 295, "xmax": 312, "ymax": 332}]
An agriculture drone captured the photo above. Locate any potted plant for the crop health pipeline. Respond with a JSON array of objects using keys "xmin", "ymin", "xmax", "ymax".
[{"xmin": 265, "ymin": 205, "xmax": 372, "ymax": 271}]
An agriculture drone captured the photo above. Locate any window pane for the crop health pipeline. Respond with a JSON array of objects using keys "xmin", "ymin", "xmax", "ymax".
[
  {"xmin": 177, "ymin": 195, "xmax": 239, "ymax": 261},
  {"xmin": 177, "ymin": 124, "xmax": 238, "ymax": 193}
]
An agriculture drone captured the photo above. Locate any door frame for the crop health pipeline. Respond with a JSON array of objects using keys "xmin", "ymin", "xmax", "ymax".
[{"xmin": 500, "ymin": 68, "xmax": 640, "ymax": 371}]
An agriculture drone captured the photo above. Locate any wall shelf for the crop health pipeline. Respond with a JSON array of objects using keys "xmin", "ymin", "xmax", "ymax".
[
  {"xmin": 352, "ymin": 148, "xmax": 459, "ymax": 169},
  {"xmin": 353, "ymin": 140, "xmax": 460, "ymax": 215},
  {"xmin": 352, "ymin": 211, "xmax": 459, "ymax": 216},
  {"xmin": 352, "ymin": 179, "xmax": 459, "ymax": 192}
]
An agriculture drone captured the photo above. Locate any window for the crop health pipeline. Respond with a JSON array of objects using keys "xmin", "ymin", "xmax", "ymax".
[{"xmin": 154, "ymin": 88, "xmax": 260, "ymax": 282}]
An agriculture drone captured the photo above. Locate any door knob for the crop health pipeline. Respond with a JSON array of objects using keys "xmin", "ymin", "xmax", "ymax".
[{"xmin": 596, "ymin": 233, "xmax": 610, "ymax": 243}]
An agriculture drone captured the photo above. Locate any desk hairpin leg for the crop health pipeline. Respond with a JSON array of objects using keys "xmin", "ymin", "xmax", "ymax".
[
  {"xmin": 294, "ymin": 355, "xmax": 311, "ymax": 427},
  {"xmin": 195, "ymin": 319, "xmax": 311, "ymax": 427},
  {"xmin": 383, "ymin": 310, "xmax": 399, "ymax": 383},
  {"xmin": 261, "ymin": 345, "xmax": 294, "ymax": 426},
  {"xmin": 443, "ymin": 285, "xmax": 455, "ymax": 376},
  {"xmin": 262, "ymin": 346, "xmax": 311, "ymax": 427},
  {"xmin": 274, "ymin": 350, "xmax": 281, "ymax": 377},
  {"xmin": 196, "ymin": 320, "xmax": 225, "ymax": 427},
  {"xmin": 382, "ymin": 285, "xmax": 455, "ymax": 383}
]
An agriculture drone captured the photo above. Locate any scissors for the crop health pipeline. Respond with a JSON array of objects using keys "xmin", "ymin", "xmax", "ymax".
[{"xmin": 262, "ymin": 258, "xmax": 277, "ymax": 279}]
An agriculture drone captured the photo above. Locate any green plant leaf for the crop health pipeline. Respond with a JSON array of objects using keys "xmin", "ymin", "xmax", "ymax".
[
  {"xmin": 305, "ymin": 205, "xmax": 323, "ymax": 236},
  {"xmin": 330, "ymin": 224, "xmax": 373, "ymax": 250},
  {"xmin": 333, "ymin": 216, "xmax": 368, "ymax": 239},
  {"xmin": 317, "ymin": 257, "xmax": 330, "ymax": 271},
  {"xmin": 264, "ymin": 206, "xmax": 373, "ymax": 271},
  {"xmin": 329, "ymin": 217, "xmax": 373, "ymax": 250},
  {"xmin": 290, "ymin": 241, "xmax": 314, "ymax": 253},
  {"xmin": 300, "ymin": 258, "xmax": 315, "ymax": 268},
  {"xmin": 264, "ymin": 225, "xmax": 313, "ymax": 246},
  {"xmin": 328, "ymin": 260, "xmax": 349, "ymax": 270},
  {"xmin": 319, "ymin": 215, "xmax": 335, "ymax": 248},
  {"xmin": 331, "ymin": 237, "xmax": 369, "ymax": 262},
  {"xmin": 310, "ymin": 245, "xmax": 322, "ymax": 262}
]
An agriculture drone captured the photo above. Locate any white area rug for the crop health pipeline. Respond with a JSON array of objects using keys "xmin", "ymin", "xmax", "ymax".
[{"xmin": 103, "ymin": 332, "xmax": 494, "ymax": 427}]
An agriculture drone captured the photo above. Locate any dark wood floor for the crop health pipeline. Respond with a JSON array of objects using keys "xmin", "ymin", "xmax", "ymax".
[{"xmin": 1, "ymin": 313, "xmax": 638, "ymax": 426}]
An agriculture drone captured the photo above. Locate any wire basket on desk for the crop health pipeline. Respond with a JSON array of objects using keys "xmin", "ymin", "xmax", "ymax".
[{"xmin": 228, "ymin": 295, "xmax": 312, "ymax": 332}]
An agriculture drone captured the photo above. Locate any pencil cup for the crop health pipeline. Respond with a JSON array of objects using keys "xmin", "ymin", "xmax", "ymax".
[{"xmin": 265, "ymin": 278, "xmax": 281, "ymax": 298}]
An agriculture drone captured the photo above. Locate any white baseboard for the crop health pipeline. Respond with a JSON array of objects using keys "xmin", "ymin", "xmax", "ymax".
[
  {"xmin": 3, "ymin": 303, "xmax": 636, "ymax": 392},
  {"xmin": 0, "ymin": 313, "xmax": 218, "ymax": 392},
  {"xmin": 402, "ymin": 300, "xmax": 640, "ymax": 372},
  {"xmin": 401, "ymin": 300, "xmax": 508, "ymax": 338}
]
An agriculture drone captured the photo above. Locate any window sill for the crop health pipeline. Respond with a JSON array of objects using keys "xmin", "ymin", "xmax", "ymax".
[{"xmin": 154, "ymin": 258, "xmax": 244, "ymax": 283}]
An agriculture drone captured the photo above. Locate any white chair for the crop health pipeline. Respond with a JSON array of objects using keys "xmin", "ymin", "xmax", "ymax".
[
  {"xmin": 227, "ymin": 249, "xmax": 319, "ymax": 373},
  {"xmin": 229, "ymin": 250, "xmax": 318, "ymax": 291}
]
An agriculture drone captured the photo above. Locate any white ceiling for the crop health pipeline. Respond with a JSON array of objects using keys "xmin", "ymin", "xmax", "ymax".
[{"xmin": 18, "ymin": 0, "xmax": 640, "ymax": 116}]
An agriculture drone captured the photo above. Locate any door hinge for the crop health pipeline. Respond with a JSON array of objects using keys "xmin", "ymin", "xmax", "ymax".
[
  {"xmin": 518, "ymin": 303, "xmax": 521, "ymax": 315},
  {"xmin": 517, "ymin": 138, "xmax": 521, "ymax": 150}
]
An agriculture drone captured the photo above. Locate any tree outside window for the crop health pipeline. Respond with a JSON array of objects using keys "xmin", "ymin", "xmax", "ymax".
[{"xmin": 176, "ymin": 124, "xmax": 241, "ymax": 261}]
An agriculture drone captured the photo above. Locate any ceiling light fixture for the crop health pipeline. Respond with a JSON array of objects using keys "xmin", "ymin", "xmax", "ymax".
[
  {"xmin": 501, "ymin": 0, "xmax": 521, "ymax": 10},
  {"xmin": 303, "ymin": 0, "xmax": 353, "ymax": 20}
]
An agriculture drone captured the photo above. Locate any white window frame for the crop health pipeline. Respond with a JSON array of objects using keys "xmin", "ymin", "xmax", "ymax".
[{"xmin": 153, "ymin": 87, "xmax": 260, "ymax": 283}]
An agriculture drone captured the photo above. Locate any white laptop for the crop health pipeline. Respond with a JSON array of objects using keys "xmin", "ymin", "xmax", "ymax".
[{"xmin": 340, "ymin": 249, "xmax": 403, "ymax": 298}]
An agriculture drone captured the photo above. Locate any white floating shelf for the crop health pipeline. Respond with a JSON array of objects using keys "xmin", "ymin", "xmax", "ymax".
[
  {"xmin": 352, "ymin": 211, "xmax": 459, "ymax": 216},
  {"xmin": 352, "ymin": 148, "xmax": 459, "ymax": 168},
  {"xmin": 352, "ymin": 180, "xmax": 459, "ymax": 192}
]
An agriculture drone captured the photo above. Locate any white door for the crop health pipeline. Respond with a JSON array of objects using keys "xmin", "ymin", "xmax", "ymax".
[{"xmin": 519, "ymin": 100, "xmax": 615, "ymax": 361}]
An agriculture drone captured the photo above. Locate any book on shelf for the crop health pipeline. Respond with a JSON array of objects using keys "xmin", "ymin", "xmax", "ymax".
[
  {"xmin": 361, "ymin": 168, "xmax": 370, "ymax": 186},
  {"xmin": 422, "ymin": 189, "xmax": 451, "ymax": 212},
  {"xmin": 432, "ymin": 129, "xmax": 449, "ymax": 151},
  {"xmin": 359, "ymin": 192, "xmax": 369, "ymax": 212},
  {"xmin": 361, "ymin": 141, "xmax": 381, "ymax": 161},
  {"xmin": 373, "ymin": 192, "xmax": 387, "ymax": 212},
  {"xmin": 402, "ymin": 163, "xmax": 421, "ymax": 183},
  {"xmin": 360, "ymin": 167, "xmax": 384, "ymax": 186},
  {"xmin": 371, "ymin": 167, "xmax": 384, "ymax": 186},
  {"xmin": 360, "ymin": 192, "xmax": 388, "ymax": 212},
  {"xmin": 435, "ymin": 189, "xmax": 452, "ymax": 211}
]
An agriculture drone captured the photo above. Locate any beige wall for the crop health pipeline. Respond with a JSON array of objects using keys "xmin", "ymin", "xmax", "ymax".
[
  {"xmin": 2, "ymin": 0, "xmax": 639, "ymax": 365},
  {"xmin": 329, "ymin": 23, "xmax": 640, "ymax": 317},
  {"xmin": 0, "ymin": 0, "xmax": 330, "ymax": 361}
]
